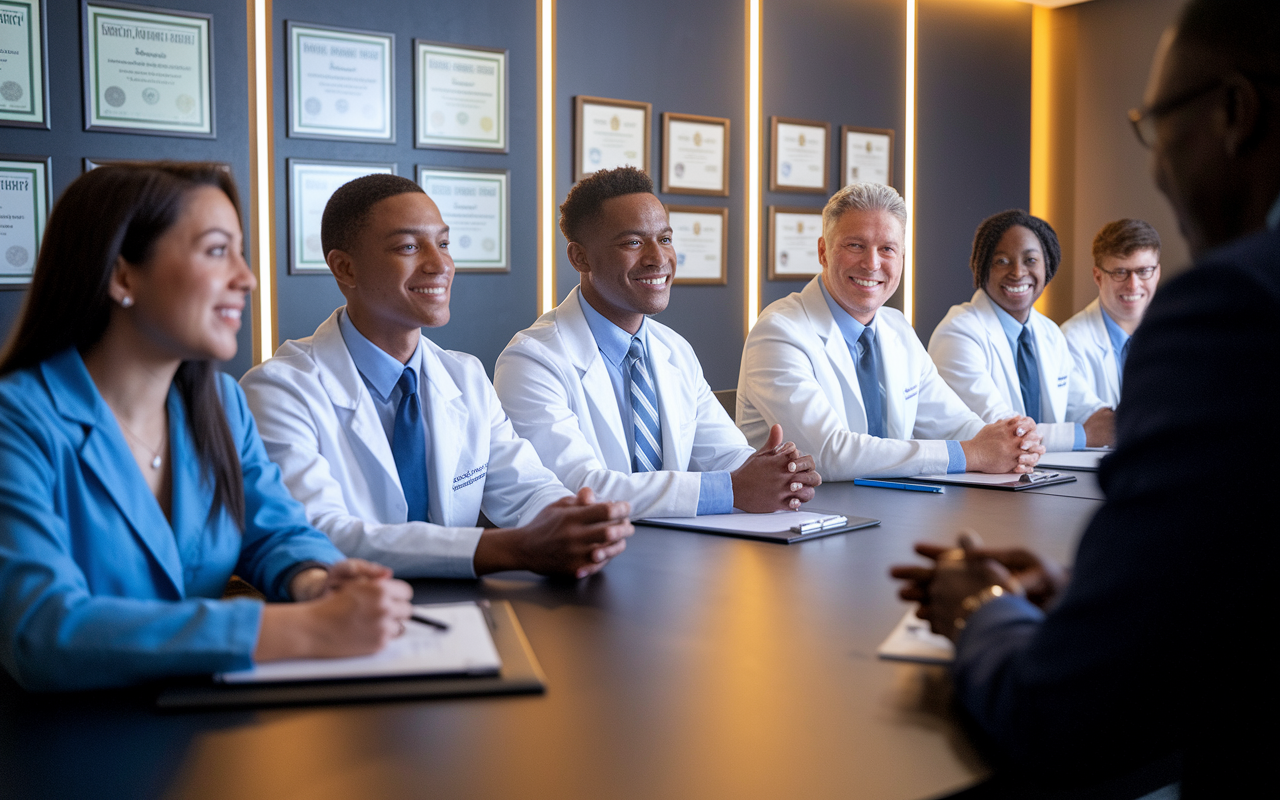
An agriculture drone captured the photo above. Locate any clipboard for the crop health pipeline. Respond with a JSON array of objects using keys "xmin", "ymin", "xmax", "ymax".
[
  {"xmin": 640, "ymin": 509, "xmax": 880, "ymax": 543},
  {"xmin": 154, "ymin": 600, "xmax": 545, "ymax": 710},
  {"xmin": 907, "ymin": 470, "xmax": 1077, "ymax": 491}
]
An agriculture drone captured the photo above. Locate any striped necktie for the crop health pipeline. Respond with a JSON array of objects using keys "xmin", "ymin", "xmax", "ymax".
[{"xmin": 627, "ymin": 337, "xmax": 663, "ymax": 472}]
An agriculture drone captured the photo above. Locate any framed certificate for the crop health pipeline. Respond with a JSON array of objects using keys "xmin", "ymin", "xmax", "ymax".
[
  {"xmin": 415, "ymin": 41, "xmax": 507, "ymax": 152},
  {"xmin": 574, "ymin": 95, "xmax": 651, "ymax": 182},
  {"xmin": 840, "ymin": 125, "xmax": 894, "ymax": 189},
  {"xmin": 287, "ymin": 22, "xmax": 393, "ymax": 142},
  {"xmin": 416, "ymin": 166, "xmax": 509, "ymax": 273},
  {"xmin": 666, "ymin": 205, "xmax": 727, "ymax": 285},
  {"xmin": 288, "ymin": 159, "xmax": 396, "ymax": 275},
  {"xmin": 84, "ymin": 156, "xmax": 229, "ymax": 172},
  {"xmin": 81, "ymin": 1, "xmax": 213, "ymax": 137},
  {"xmin": 770, "ymin": 117, "xmax": 829, "ymax": 193},
  {"xmin": 767, "ymin": 206, "xmax": 823, "ymax": 280},
  {"xmin": 661, "ymin": 113, "xmax": 729, "ymax": 196},
  {"xmin": 0, "ymin": 0, "xmax": 48, "ymax": 128},
  {"xmin": 0, "ymin": 154, "xmax": 49, "ymax": 287}
]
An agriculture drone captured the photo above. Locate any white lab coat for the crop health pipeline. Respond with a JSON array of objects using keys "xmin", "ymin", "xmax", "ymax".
[
  {"xmin": 1061, "ymin": 298, "xmax": 1121, "ymax": 407},
  {"xmin": 927, "ymin": 290, "xmax": 1108, "ymax": 453},
  {"xmin": 736, "ymin": 277, "xmax": 986, "ymax": 481},
  {"xmin": 240, "ymin": 309, "xmax": 572, "ymax": 578},
  {"xmin": 493, "ymin": 287, "xmax": 754, "ymax": 519}
]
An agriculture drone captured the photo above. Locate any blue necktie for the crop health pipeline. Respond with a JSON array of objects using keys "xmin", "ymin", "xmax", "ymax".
[
  {"xmin": 627, "ymin": 338, "xmax": 663, "ymax": 473},
  {"xmin": 1016, "ymin": 327, "xmax": 1041, "ymax": 423},
  {"xmin": 1118, "ymin": 339, "xmax": 1130, "ymax": 393},
  {"xmin": 392, "ymin": 366, "xmax": 428, "ymax": 523},
  {"xmin": 855, "ymin": 326, "xmax": 886, "ymax": 438}
]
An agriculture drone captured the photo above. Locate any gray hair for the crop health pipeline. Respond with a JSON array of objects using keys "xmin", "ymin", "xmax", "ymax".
[{"xmin": 822, "ymin": 182, "xmax": 908, "ymax": 243}]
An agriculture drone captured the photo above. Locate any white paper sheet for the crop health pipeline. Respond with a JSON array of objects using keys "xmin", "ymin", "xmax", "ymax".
[
  {"xmin": 639, "ymin": 509, "xmax": 847, "ymax": 535},
  {"xmin": 877, "ymin": 610, "xmax": 955, "ymax": 665},
  {"xmin": 219, "ymin": 602, "xmax": 501, "ymax": 684},
  {"xmin": 1037, "ymin": 451, "xmax": 1106, "ymax": 471}
]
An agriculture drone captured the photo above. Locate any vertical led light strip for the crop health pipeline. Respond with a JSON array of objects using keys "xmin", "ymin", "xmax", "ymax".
[
  {"xmin": 744, "ymin": 0, "xmax": 761, "ymax": 331},
  {"xmin": 1030, "ymin": 5, "xmax": 1052, "ymax": 316},
  {"xmin": 903, "ymin": 0, "xmax": 916, "ymax": 326},
  {"xmin": 536, "ymin": 0, "xmax": 556, "ymax": 313},
  {"xmin": 247, "ymin": 0, "xmax": 275, "ymax": 363}
]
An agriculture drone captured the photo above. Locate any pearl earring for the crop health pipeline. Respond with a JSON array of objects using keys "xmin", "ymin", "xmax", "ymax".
[{"xmin": 120, "ymin": 296, "xmax": 134, "ymax": 308}]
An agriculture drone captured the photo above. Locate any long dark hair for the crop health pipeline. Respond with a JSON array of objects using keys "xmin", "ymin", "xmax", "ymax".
[
  {"xmin": 0, "ymin": 162, "xmax": 246, "ymax": 526},
  {"xmin": 968, "ymin": 209, "xmax": 1063, "ymax": 290}
]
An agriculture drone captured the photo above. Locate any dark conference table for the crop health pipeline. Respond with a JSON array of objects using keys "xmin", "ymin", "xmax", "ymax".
[{"xmin": 0, "ymin": 471, "xmax": 1104, "ymax": 800}]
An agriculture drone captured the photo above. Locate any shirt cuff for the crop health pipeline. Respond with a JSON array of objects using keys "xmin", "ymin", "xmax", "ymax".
[
  {"xmin": 279, "ymin": 560, "xmax": 330, "ymax": 601},
  {"xmin": 945, "ymin": 440, "xmax": 967, "ymax": 473},
  {"xmin": 697, "ymin": 471, "xmax": 735, "ymax": 515},
  {"xmin": 1073, "ymin": 423, "xmax": 1087, "ymax": 451}
]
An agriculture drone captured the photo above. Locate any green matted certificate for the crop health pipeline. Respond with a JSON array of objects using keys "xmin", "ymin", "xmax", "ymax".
[
  {"xmin": 82, "ymin": 1, "xmax": 213, "ymax": 137},
  {"xmin": 416, "ymin": 166, "xmax": 509, "ymax": 272},
  {"xmin": 289, "ymin": 159, "xmax": 395, "ymax": 275},
  {"xmin": 0, "ymin": 0, "xmax": 47, "ymax": 128},
  {"xmin": 287, "ymin": 22, "xmax": 393, "ymax": 142},
  {"xmin": 415, "ymin": 40, "xmax": 507, "ymax": 152},
  {"xmin": 0, "ymin": 155, "xmax": 49, "ymax": 287}
]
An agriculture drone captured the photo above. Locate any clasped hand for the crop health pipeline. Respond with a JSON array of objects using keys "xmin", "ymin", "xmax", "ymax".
[{"xmin": 731, "ymin": 424, "xmax": 822, "ymax": 512}]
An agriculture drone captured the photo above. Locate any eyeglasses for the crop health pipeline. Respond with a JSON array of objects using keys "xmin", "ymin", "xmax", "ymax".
[
  {"xmin": 1127, "ymin": 79, "xmax": 1223, "ymax": 148},
  {"xmin": 1097, "ymin": 264, "xmax": 1158, "ymax": 282}
]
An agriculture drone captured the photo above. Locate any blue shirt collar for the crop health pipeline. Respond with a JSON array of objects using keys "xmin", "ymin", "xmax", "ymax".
[
  {"xmin": 579, "ymin": 291, "xmax": 648, "ymax": 366},
  {"xmin": 987, "ymin": 291, "xmax": 1030, "ymax": 353},
  {"xmin": 337, "ymin": 308, "xmax": 422, "ymax": 402},
  {"xmin": 1097, "ymin": 304, "xmax": 1130, "ymax": 358},
  {"xmin": 818, "ymin": 277, "xmax": 872, "ymax": 350}
]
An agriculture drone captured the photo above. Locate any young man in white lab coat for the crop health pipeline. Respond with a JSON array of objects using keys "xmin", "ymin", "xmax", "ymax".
[
  {"xmin": 737, "ymin": 182, "xmax": 1044, "ymax": 482},
  {"xmin": 493, "ymin": 167, "xmax": 821, "ymax": 519},
  {"xmin": 928, "ymin": 209, "xmax": 1114, "ymax": 452},
  {"xmin": 1061, "ymin": 219, "xmax": 1162, "ymax": 407},
  {"xmin": 241, "ymin": 174, "xmax": 632, "ymax": 580}
]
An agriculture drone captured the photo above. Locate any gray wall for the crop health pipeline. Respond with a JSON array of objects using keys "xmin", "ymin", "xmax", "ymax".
[
  {"xmin": 1068, "ymin": 0, "xmax": 1188, "ymax": 310},
  {"xmin": 0, "ymin": 0, "xmax": 254, "ymax": 376},
  {"xmin": 914, "ymin": 0, "xmax": 1033, "ymax": 344}
]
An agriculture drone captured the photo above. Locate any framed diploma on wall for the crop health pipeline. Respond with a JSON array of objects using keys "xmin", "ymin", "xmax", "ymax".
[
  {"xmin": 288, "ymin": 159, "xmax": 396, "ymax": 275},
  {"xmin": 767, "ymin": 206, "xmax": 823, "ymax": 281},
  {"xmin": 574, "ymin": 95, "xmax": 651, "ymax": 182},
  {"xmin": 287, "ymin": 22, "xmax": 394, "ymax": 142},
  {"xmin": 661, "ymin": 113, "xmax": 729, "ymax": 197},
  {"xmin": 415, "ymin": 41, "xmax": 507, "ymax": 152},
  {"xmin": 0, "ymin": 154, "xmax": 49, "ymax": 287},
  {"xmin": 769, "ymin": 117, "xmax": 829, "ymax": 193},
  {"xmin": 416, "ymin": 166, "xmax": 509, "ymax": 273},
  {"xmin": 840, "ymin": 125, "xmax": 894, "ymax": 189},
  {"xmin": 0, "ymin": 0, "xmax": 48, "ymax": 129},
  {"xmin": 666, "ymin": 205, "xmax": 727, "ymax": 285},
  {"xmin": 81, "ymin": 1, "xmax": 213, "ymax": 137}
]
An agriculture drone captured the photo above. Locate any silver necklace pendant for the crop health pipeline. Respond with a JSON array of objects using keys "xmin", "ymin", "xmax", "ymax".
[{"xmin": 151, "ymin": 455, "xmax": 162, "ymax": 470}]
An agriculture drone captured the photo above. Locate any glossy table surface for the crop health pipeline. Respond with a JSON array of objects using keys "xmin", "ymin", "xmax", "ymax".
[{"xmin": 0, "ymin": 472, "xmax": 1103, "ymax": 800}]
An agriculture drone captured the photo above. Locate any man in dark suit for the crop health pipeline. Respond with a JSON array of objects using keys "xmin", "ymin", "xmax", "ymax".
[{"xmin": 891, "ymin": 0, "xmax": 1280, "ymax": 794}]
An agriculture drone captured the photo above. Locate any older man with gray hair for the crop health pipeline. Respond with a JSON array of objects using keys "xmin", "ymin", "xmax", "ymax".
[{"xmin": 736, "ymin": 183, "xmax": 1044, "ymax": 480}]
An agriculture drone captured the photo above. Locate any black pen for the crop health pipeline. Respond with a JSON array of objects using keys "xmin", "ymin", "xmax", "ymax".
[{"xmin": 410, "ymin": 611, "xmax": 450, "ymax": 631}]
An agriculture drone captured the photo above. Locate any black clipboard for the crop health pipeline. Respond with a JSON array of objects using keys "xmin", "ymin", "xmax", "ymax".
[
  {"xmin": 908, "ymin": 471, "xmax": 1078, "ymax": 491},
  {"xmin": 154, "ymin": 600, "xmax": 545, "ymax": 710}
]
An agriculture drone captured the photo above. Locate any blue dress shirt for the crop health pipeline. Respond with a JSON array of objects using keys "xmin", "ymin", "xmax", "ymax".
[
  {"xmin": 338, "ymin": 309, "xmax": 428, "ymax": 448},
  {"xmin": 0, "ymin": 348, "xmax": 343, "ymax": 691},
  {"xmin": 990, "ymin": 301, "xmax": 1087, "ymax": 450},
  {"xmin": 819, "ymin": 281, "xmax": 966, "ymax": 473},
  {"xmin": 578, "ymin": 297, "xmax": 733, "ymax": 514}
]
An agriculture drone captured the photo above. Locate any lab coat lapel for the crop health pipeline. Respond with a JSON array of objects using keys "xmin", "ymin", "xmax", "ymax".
[
  {"xmin": 1034, "ymin": 313, "xmax": 1069, "ymax": 422},
  {"xmin": 420, "ymin": 339, "xmax": 465, "ymax": 526},
  {"xmin": 1089, "ymin": 303, "xmax": 1120, "ymax": 401},
  {"xmin": 561, "ymin": 290, "xmax": 629, "ymax": 469},
  {"xmin": 973, "ymin": 290, "xmax": 1025, "ymax": 415},
  {"xmin": 311, "ymin": 311, "xmax": 406, "ymax": 518},
  {"xmin": 43, "ymin": 351, "xmax": 185, "ymax": 598},
  {"xmin": 646, "ymin": 332, "xmax": 690, "ymax": 470},
  {"xmin": 875, "ymin": 320, "xmax": 911, "ymax": 439},
  {"xmin": 799, "ymin": 280, "xmax": 861, "ymax": 430}
]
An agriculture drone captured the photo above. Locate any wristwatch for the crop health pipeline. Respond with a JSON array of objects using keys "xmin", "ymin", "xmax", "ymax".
[{"xmin": 953, "ymin": 584, "xmax": 1008, "ymax": 631}]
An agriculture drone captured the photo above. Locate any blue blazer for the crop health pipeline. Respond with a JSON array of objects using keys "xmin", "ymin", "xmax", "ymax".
[{"xmin": 0, "ymin": 349, "xmax": 343, "ymax": 691}]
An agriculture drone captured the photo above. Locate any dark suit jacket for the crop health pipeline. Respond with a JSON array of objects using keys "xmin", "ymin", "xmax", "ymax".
[{"xmin": 952, "ymin": 227, "xmax": 1280, "ymax": 795}]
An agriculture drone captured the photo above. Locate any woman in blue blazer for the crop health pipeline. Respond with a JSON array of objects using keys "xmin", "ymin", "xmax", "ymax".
[{"xmin": 0, "ymin": 163, "xmax": 413, "ymax": 691}]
